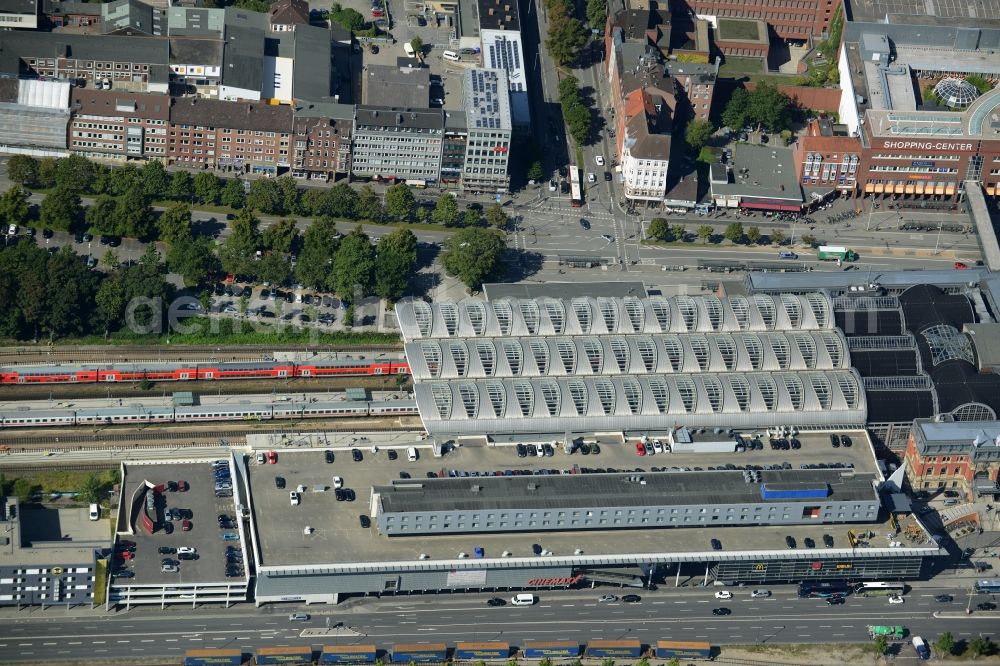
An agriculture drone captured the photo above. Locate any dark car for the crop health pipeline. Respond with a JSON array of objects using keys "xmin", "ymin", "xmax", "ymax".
[
  {"xmin": 830, "ymin": 434, "xmax": 841, "ymax": 448},
  {"xmin": 914, "ymin": 491, "xmax": 931, "ymax": 501},
  {"xmin": 790, "ymin": 438, "xmax": 801, "ymax": 450},
  {"xmin": 487, "ymin": 597, "xmax": 506, "ymax": 607},
  {"xmin": 711, "ymin": 538, "xmax": 722, "ymax": 551},
  {"xmin": 516, "ymin": 443, "xmax": 527, "ymax": 457},
  {"xmin": 823, "ymin": 534, "xmax": 834, "ymax": 548},
  {"xmin": 351, "ymin": 448, "xmax": 363, "ymax": 462},
  {"xmin": 344, "ymin": 489, "xmax": 356, "ymax": 502},
  {"xmin": 399, "ymin": 471, "xmax": 411, "ymax": 479},
  {"xmin": 162, "ymin": 521, "xmax": 174, "ymax": 534},
  {"xmin": 42, "ymin": 228, "xmax": 54, "ymax": 239},
  {"xmin": 622, "ymin": 594, "xmax": 641, "ymax": 603},
  {"xmin": 785, "ymin": 536, "xmax": 796, "ymax": 549},
  {"xmin": 114, "ymin": 570, "xmax": 135, "ymax": 578},
  {"xmin": 359, "ymin": 514, "xmax": 371, "ymax": 528},
  {"xmin": 335, "ymin": 489, "xmax": 346, "ymax": 502},
  {"xmin": 935, "ymin": 594, "xmax": 953, "ymax": 603},
  {"xmin": 274, "ymin": 476, "xmax": 286, "ymax": 489},
  {"xmin": 803, "ymin": 537, "xmax": 815, "ymax": 548},
  {"xmin": 387, "ymin": 449, "xmax": 398, "ymax": 461},
  {"xmin": 712, "ymin": 607, "xmax": 731, "ymax": 615},
  {"xmin": 579, "ymin": 218, "xmax": 591, "ymax": 230},
  {"xmin": 325, "ymin": 450, "xmax": 335, "ymax": 463},
  {"xmin": 841, "ymin": 435, "xmax": 852, "ymax": 447},
  {"xmin": 177, "ymin": 552, "xmax": 198, "ymax": 561},
  {"xmin": 604, "ymin": 171, "xmax": 612, "ymax": 182},
  {"xmin": 826, "ymin": 596, "xmax": 846, "ymax": 605},
  {"xmin": 943, "ymin": 490, "xmax": 960, "ymax": 498},
  {"xmin": 977, "ymin": 602, "xmax": 997, "ymax": 611},
  {"xmin": 158, "ymin": 546, "xmax": 176, "ymax": 555}
]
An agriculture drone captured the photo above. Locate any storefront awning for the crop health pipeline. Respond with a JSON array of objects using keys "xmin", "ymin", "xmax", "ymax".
[
  {"xmin": 915, "ymin": 183, "xmax": 925, "ymax": 195},
  {"xmin": 935, "ymin": 183, "xmax": 945, "ymax": 195},
  {"xmin": 893, "ymin": 183, "xmax": 905, "ymax": 194},
  {"xmin": 740, "ymin": 200, "xmax": 802, "ymax": 212},
  {"xmin": 874, "ymin": 183, "xmax": 885, "ymax": 193},
  {"xmin": 988, "ymin": 186, "xmax": 997, "ymax": 196},
  {"xmin": 864, "ymin": 183, "xmax": 875, "ymax": 193},
  {"xmin": 945, "ymin": 184, "xmax": 956, "ymax": 196},
  {"xmin": 905, "ymin": 185, "xmax": 915, "ymax": 194}
]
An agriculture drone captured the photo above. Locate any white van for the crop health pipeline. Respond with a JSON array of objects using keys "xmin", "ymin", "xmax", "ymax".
[
  {"xmin": 407, "ymin": 447, "xmax": 419, "ymax": 462},
  {"xmin": 89, "ymin": 503, "xmax": 100, "ymax": 521},
  {"xmin": 443, "ymin": 50, "xmax": 460, "ymax": 62},
  {"xmin": 511, "ymin": 593, "xmax": 536, "ymax": 606},
  {"xmin": 404, "ymin": 42, "xmax": 416, "ymax": 57}
]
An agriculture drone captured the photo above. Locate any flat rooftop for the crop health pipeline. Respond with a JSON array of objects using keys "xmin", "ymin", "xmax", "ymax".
[
  {"xmin": 0, "ymin": 503, "xmax": 107, "ymax": 567},
  {"xmin": 117, "ymin": 460, "xmax": 247, "ymax": 585},
  {"xmin": 362, "ymin": 65, "xmax": 430, "ymax": 109},
  {"xmin": 251, "ymin": 429, "xmax": 906, "ymax": 567},
  {"xmin": 747, "ymin": 267, "xmax": 990, "ymax": 292},
  {"xmin": 847, "ymin": 0, "xmax": 1000, "ymax": 24},
  {"xmin": 377, "ymin": 469, "xmax": 878, "ymax": 513},
  {"xmin": 482, "ymin": 282, "xmax": 648, "ymax": 300},
  {"xmin": 712, "ymin": 144, "xmax": 802, "ymax": 203}
]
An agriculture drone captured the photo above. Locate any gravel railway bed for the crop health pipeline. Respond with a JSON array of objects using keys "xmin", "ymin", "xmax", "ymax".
[
  {"xmin": 0, "ymin": 343, "xmax": 402, "ymax": 365},
  {"xmin": 0, "ymin": 375, "xmax": 410, "ymax": 400}
]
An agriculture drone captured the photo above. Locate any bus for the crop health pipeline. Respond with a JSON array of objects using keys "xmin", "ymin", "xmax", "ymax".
[
  {"xmin": 974, "ymin": 579, "xmax": 1000, "ymax": 593},
  {"xmin": 798, "ymin": 580, "xmax": 851, "ymax": 598},
  {"xmin": 855, "ymin": 582, "xmax": 907, "ymax": 596},
  {"xmin": 817, "ymin": 245, "xmax": 858, "ymax": 262},
  {"xmin": 569, "ymin": 166, "xmax": 582, "ymax": 207}
]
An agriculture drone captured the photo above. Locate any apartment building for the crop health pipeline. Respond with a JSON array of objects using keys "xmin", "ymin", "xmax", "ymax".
[
  {"xmin": 461, "ymin": 68, "xmax": 511, "ymax": 194},
  {"xmin": 291, "ymin": 102, "xmax": 354, "ymax": 181},
  {"xmin": 68, "ymin": 88, "xmax": 169, "ymax": 161},
  {"xmin": 0, "ymin": 0, "xmax": 38, "ymax": 29},
  {"xmin": 904, "ymin": 419, "xmax": 1000, "ymax": 499},
  {"xmin": 351, "ymin": 105, "xmax": 444, "ymax": 185},
  {"xmin": 620, "ymin": 87, "xmax": 672, "ymax": 202},
  {"xmin": 681, "ymin": 0, "xmax": 837, "ymax": 42},
  {"xmin": 168, "ymin": 97, "xmax": 292, "ymax": 175},
  {"xmin": 478, "ymin": 0, "xmax": 529, "ymax": 130}
]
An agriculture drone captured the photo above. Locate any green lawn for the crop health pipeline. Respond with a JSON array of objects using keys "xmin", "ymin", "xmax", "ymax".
[
  {"xmin": 718, "ymin": 19, "xmax": 762, "ymax": 41},
  {"xmin": 719, "ymin": 56, "xmax": 766, "ymax": 76}
]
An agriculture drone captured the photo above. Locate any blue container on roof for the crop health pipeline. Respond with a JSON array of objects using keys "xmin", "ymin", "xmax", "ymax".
[
  {"xmin": 390, "ymin": 644, "xmax": 448, "ymax": 663},
  {"xmin": 319, "ymin": 645, "xmax": 377, "ymax": 664},
  {"xmin": 760, "ymin": 483, "xmax": 829, "ymax": 500},
  {"xmin": 522, "ymin": 641, "xmax": 581, "ymax": 658}
]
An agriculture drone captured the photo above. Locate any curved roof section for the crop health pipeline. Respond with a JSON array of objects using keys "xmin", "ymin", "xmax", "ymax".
[
  {"xmin": 405, "ymin": 330, "xmax": 850, "ymax": 380},
  {"xmin": 929, "ymin": 359, "xmax": 1000, "ymax": 418},
  {"xmin": 899, "ymin": 284, "xmax": 974, "ymax": 336},
  {"xmin": 414, "ymin": 370, "xmax": 867, "ymax": 436},
  {"xmin": 396, "ymin": 293, "xmax": 833, "ymax": 340}
]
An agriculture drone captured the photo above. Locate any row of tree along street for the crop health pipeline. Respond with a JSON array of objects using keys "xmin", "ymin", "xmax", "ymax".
[{"xmin": 647, "ymin": 219, "xmax": 811, "ymax": 247}]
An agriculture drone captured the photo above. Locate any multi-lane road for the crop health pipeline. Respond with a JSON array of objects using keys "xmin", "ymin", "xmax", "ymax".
[{"xmin": 2, "ymin": 584, "xmax": 997, "ymax": 663}]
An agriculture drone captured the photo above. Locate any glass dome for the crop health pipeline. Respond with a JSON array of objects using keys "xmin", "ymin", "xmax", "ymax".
[{"xmin": 933, "ymin": 78, "xmax": 981, "ymax": 109}]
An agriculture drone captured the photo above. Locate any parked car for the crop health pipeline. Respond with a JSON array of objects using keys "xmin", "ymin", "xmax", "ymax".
[
  {"xmin": 487, "ymin": 597, "xmax": 506, "ymax": 607},
  {"xmin": 221, "ymin": 532, "xmax": 240, "ymax": 541},
  {"xmin": 176, "ymin": 546, "xmax": 196, "ymax": 555},
  {"xmin": 359, "ymin": 514, "xmax": 371, "ymax": 528},
  {"xmin": 325, "ymin": 450, "xmax": 335, "ymax": 463}
]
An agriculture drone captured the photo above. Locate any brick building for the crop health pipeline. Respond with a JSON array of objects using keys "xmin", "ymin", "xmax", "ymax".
[
  {"xmin": 68, "ymin": 88, "xmax": 169, "ymax": 161},
  {"xmin": 792, "ymin": 118, "xmax": 860, "ymax": 198},
  {"xmin": 904, "ymin": 419, "xmax": 1000, "ymax": 499},
  {"xmin": 167, "ymin": 97, "xmax": 292, "ymax": 175},
  {"xmin": 678, "ymin": 0, "xmax": 837, "ymax": 42},
  {"xmin": 291, "ymin": 102, "xmax": 354, "ymax": 181}
]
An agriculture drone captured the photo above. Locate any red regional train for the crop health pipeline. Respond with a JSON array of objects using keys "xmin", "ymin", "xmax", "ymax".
[{"xmin": 0, "ymin": 359, "xmax": 411, "ymax": 384}]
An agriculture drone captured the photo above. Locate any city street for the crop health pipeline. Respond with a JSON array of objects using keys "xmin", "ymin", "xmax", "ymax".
[{"xmin": 1, "ymin": 583, "xmax": 997, "ymax": 663}]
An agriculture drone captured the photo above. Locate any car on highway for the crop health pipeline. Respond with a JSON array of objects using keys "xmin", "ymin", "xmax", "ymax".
[
  {"xmin": 715, "ymin": 591, "xmax": 733, "ymax": 600},
  {"xmin": 579, "ymin": 218, "xmax": 590, "ymax": 230},
  {"xmin": 888, "ymin": 595, "xmax": 904, "ymax": 604},
  {"xmin": 622, "ymin": 594, "xmax": 641, "ymax": 603},
  {"xmin": 826, "ymin": 596, "xmax": 845, "ymax": 605},
  {"xmin": 595, "ymin": 155, "xmax": 605, "ymax": 166},
  {"xmin": 487, "ymin": 597, "xmax": 506, "ymax": 606},
  {"xmin": 289, "ymin": 613, "xmax": 310, "ymax": 621},
  {"xmin": 934, "ymin": 594, "xmax": 953, "ymax": 603},
  {"xmin": 587, "ymin": 172, "xmax": 596, "ymax": 184},
  {"xmin": 598, "ymin": 594, "xmax": 619, "ymax": 603},
  {"xmin": 977, "ymin": 602, "xmax": 997, "ymax": 611},
  {"xmin": 712, "ymin": 607, "xmax": 731, "ymax": 615},
  {"xmin": 751, "ymin": 589, "xmax": 771, "ymax": 598},
  {"xmin": 954, "ymin": 261, "xmax": 969, "ymax": 269}
]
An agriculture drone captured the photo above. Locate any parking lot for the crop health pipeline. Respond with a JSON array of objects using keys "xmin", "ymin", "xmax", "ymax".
[{"xmin": 115, "ymin": 461, "xmax": 247, "ymax": 586}]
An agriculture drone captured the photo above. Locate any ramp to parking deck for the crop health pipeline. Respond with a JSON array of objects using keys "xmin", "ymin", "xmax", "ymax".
[{"xmin": 966, "ymin": 181, "xmax": 1000, "ymax": 271}]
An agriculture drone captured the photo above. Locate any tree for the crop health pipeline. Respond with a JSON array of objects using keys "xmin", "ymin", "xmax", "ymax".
[
  {"xmin": 263, "ymin": 218, "xmax": 300, "ymax": 254},
  {"xmin": 800, "ymin": 233, "xmax": 817, "ymax": 247},
  {"xmin": 257, "ymin": 252, "xmax": 291, "ymax": 286},
  {"xmin": 770, "ymin": 229, "xmax": 786, "ymax": 245},
  {"xmin": 666, "ymin": 659, "xmax": 681, "ymax": 666},
  {"xmin": 54, "ymin": 154, "xmax": 94, "ymax": 193},
  {"xmin": 85, "ymin": 195, "xmax": 118, "ymax": 235},
  {"xmin": 410, "ymin": 36, "xmax": 423, "ymax": 55},
  {"xmin": 168, "ymin": 170, "xmax": 194, "ymax": 202},
  {"xmin": 462, "ymin": 208, "xmax": 480, "ymax": 227},
  {"xmin": 156, "ymin": 203, "xmax": 193, "ymax": 245},
  {"xmin": 547, "ymin": 13, "xmax": 587, "ymax": 67},
  {"xmin": 79, "ymin": 473, "xmax": 103, "ymax": 504},
  {"xmin": 326, "ymin": 183, "xmax": 360, "ymax": 219},
  {"xmin": 697, "ymin": 224, "xmax": 713, "ymax": 244},
  {"xmin": 671, "ymin": 224, "xmax": 686, "ymax": 241},
  {"xmin": 39, "ymin": 187, "xmax": 82, "ymax": 231},
  {"xmin": 685, "ymin": 118, "xmax": 714, "ymax": 152},
  {"xmin": 375, "ymin": 228, "xmax": 418, "ymax": 302},
  {"xmin": 870, "ymin": 635, "xmax": 888, "ymax": 661},
  {"xmin": 526, "ymin": 160, "xmax": 544, "ymax": 183},
  {"xmin": 101, "ymin": 249, "xmax": 119, "ymax": 269},
  {"xmin": 564, "ymin": 103, "xmax": 592, "ymax": 145},
  {"xmin": 13, "ymin": 478, "xmax": 34, "ymax": 503},
  {"xmin": 332, "ymin": 226, "xmax": 376, "ymax": 299},
  {"xmin": 328, "ymin": 2, "xmax": 365, "ymax": 31},
  {"xmin": 485, "ymin": 204, "xmax": 509, "ymax": 229},
  {"xmin": 166, "ymin": 233, "xmax": 218, "ymax": 287},
  {"xmin": 220, "ymin": 178, "xmax": 246, "ymax": 209},
  {"xmin": 441, "ymin": 227, "xmax": 506, "ymax": 290},
  {"xmin": 276, "ymin": 176, "xmax": 301, "ymax": 216},
  {"xmin": 722, "ymin": 87, "xmax": 751, "ymax": 130},
  {"xmin": 140, "ymin": 160, "xmax": 170, "ymax": 200},
  {"xmin": 105, "ymin": 164, "xmax": 140, "ymax": 196},
  {"xmin": 193, "ymin": 171, "xmax": 222, "ymax": 205},
  {"xmin": 969, "ymin": 636, "xmax": 993, "ymax": 659},
  {"xmin": 36, "ymin": 158, "xmax": 57, "ymax": 189},
  {"xmin": 559, "ymin": 75, "xmax": 581, "ymax": 104},
  {"xmin": 44, "ymin": 247, "xmax": 100, "ymax": 339},
  {"xmin": 247, "ymin": 178, "xmax": 283, "ymax": 214},
  {"xmin": 385, "ymin": 183, "xmax": 415, "ymax": 221},
  {"xmin": 355, "ymin": 185, "xmax": 384, "ymax": 222},
  {"xmin": 586, "ymin": 0, "xmax": 607, "ymax": 28},
  {"xmin": 723, "ymin": 221, "xmax": 745, "ymax": 244},
  {"xmin": 295, "ymin": 216, "xmax": 340, "ymax": 289},
  {"xmin": 432, "ymin": 194, "xmax": 460, "ymax": 226},
  {"xmin": 0, "ymin": 186, "xmax": 30, "ymax": 226},
  {"xmin": 113, "ymin": 187, "xmax": 155, "ymax": 240},
  {"xmin": 219, "ymin": 208, "xmax": 261, "ymax": 276},
  {"xmin": 746, "ymin": 225, "xmax": 761, "ymax": 244},
  {"xmin": 748, "ymin": 80, "xmax": 793, "ymax": 132},
  {"xmin": 935, "ymin": 632, "xmax": 956, "ymax": 656},
  {"xmin": 648, "ymin": 218, "xmax": 670, "ymax": 240},
  {"xmin": 7, "ymin": 155, "xmax": 39, "ymax": 187}
]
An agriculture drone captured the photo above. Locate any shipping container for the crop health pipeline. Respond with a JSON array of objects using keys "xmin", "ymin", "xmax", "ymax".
[
  {"xmin": 669, "ymin": 440, "xmax": 735, "ymax": 454},
  {"xmin": 760, "ymin": 483, "xmax": 829, "ymax": 500},
  {"xmin": 584, "ymin": 640, "xmax": 643, "ymax": 658},
  {"xmin": 655, "ymin": 641, "xmax": 712, "ymax": 660},
  {"xmin": 319, "ymin": 645, "xmax": 377, "ymax": 664},
  {"xmin": 184, "ymin": 649, "xmax": 244, "ymax": 666},
  {"xmin": 391, "ymin": 643, "xmax": 448, "ymax": 663},
  {"xmin": 521, "ymin": 641, "xmax": 581, "ymax": 659},
  {"xmin": 453, "ymin": 642, "xmax": 509, "ymax": 660},
  {"xmin": 255, "ymin": 646, "xmax": 314, "ymax": 664}
]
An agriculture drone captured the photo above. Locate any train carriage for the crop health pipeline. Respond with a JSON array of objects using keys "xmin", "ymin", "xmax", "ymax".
[
  {"xmin": 74, "ymin": 407, "xmax": 175, "ymax": 425},
  {"xmin": 368, "ymin": 400, "xmax": 420, "ymax": 416},
  {"xmin": 209, "ymin": 362, "xmax": 296, "ymax": 380},
  {"xmin": 0, "ymin": 409, "xmax": 78, "ymax": 427},
  {"xmin": 174, "ymin": 404, "xmax": 274, "ymax": 422},
  {"xmin": 97, "ymin": 364, "xmax": 200, "ymax": 382},
  {"xmin": 272, "ymin": 401, "xmax": 371, "ymax": 419}
]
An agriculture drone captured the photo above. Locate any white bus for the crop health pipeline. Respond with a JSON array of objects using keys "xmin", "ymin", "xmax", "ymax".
[{"xmin": 855, "ymin": 582, "xmax": 907, "ymax": 596}]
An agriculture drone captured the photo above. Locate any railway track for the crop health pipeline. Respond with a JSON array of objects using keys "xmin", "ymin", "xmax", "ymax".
[
  {"xmin": 1, "ymin": 462, "xmax": 115, "ymax": 473},
  {"xmin": 0, "ymin": 343, "xmax": 403, "ymax": 366}
]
